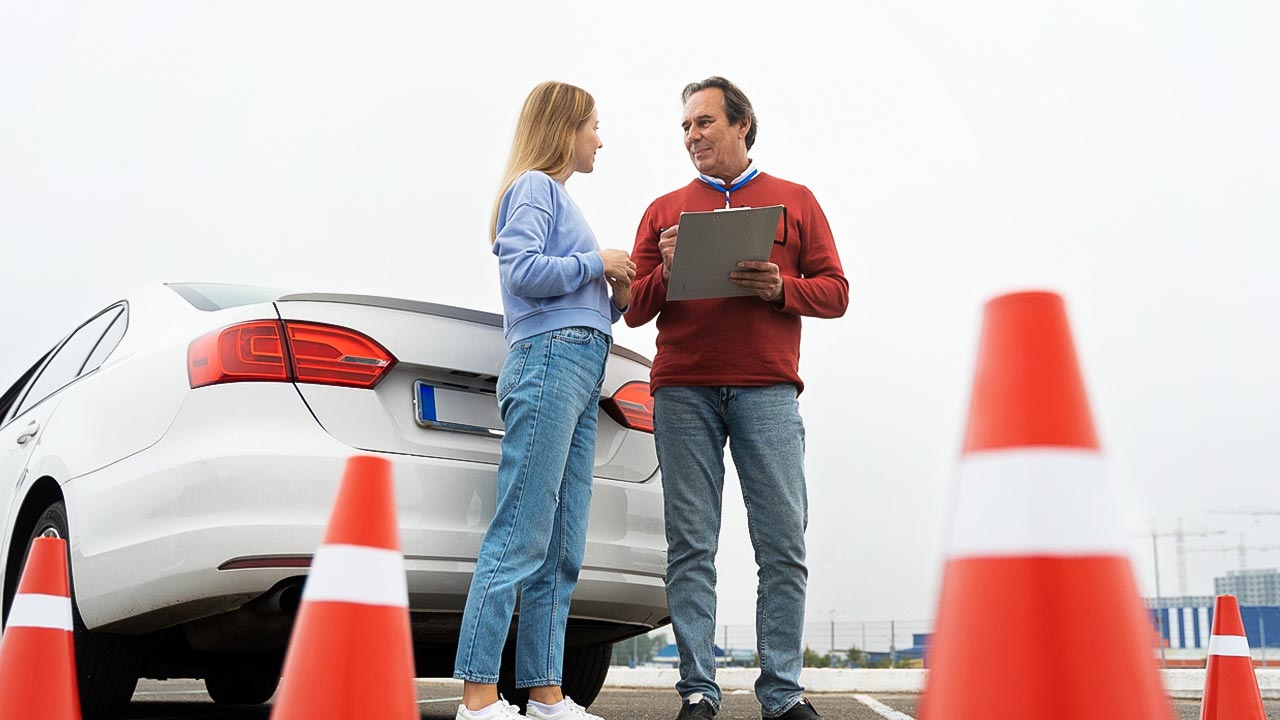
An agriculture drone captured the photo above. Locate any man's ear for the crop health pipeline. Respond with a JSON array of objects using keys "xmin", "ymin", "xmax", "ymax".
[{"xmin": 738, "ymin": 118, "xmax": 751, "ymax": 140}]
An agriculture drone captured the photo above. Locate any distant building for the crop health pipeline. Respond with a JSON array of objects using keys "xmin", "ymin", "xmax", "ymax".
[
  {"xmin": 1144, "ymin": 595, "xmax": 1215, "ymax": 609},
  {"xmin": 1216, "ymin": 569, "xmax": 1280, "ymax": 605},
  {"xmin": 1140, "ymin": 592, "xmax": 1280, "ymax": 651},
  {"xmin": 860, "ymin": 633, "xmax": 930, "ymax": 668},
  {"xmin": 652, "ymin": 643, "xmax": 730, "ymax": 667}
]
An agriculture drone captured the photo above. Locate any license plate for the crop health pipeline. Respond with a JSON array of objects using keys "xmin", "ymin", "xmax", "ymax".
[{"xmin": 414, "ymin": 381, "xmax": 504, "ymax": 437}]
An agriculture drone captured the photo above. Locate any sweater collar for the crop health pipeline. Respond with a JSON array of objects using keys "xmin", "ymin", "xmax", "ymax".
[
  {"xmin": 697, "ymin": 160, "xmax": 759, "ymax": 190},
  {"xmin": 697, "ymin": 161, "xmax": 760, "ymax": 208}
]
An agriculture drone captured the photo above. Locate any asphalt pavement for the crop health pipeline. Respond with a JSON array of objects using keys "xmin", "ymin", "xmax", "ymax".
[{"xmin": 121, "ymin": 679, "xmax": 1280, "ymax": 719}]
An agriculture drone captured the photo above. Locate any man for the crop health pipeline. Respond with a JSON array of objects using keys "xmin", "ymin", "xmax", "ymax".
[{"xmin": 625, "ymin": 77, "xmax": 848, "ymax": 720}]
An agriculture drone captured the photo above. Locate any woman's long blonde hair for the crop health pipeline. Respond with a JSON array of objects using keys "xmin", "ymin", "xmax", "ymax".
[{"xmin": 490, "ymin": 81, "xmax": 596, "ymax": 242}]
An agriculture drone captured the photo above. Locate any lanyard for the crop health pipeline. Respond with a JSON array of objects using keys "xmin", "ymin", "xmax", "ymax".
[{"xmin": 698, "ymin": 169, "xmax": 759, "ymax": 209}]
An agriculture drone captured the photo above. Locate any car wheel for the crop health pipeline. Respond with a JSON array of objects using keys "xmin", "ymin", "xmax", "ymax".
[
  {"xmin": 204, "ymin": 668, "xmax": 280, "ymax": 705},
  {"xmin": 22, "ymin": 501, "xmax": 142, "ymax": 720},
  {"xmin": 496, "ymin": 642, "xmax": 612, "ymax": 710},
  {"xmin": 560, "ymin": 642, "xmax": 612, "ymax": 707}
]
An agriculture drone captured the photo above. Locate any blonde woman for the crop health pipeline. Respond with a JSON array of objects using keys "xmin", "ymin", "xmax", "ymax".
[{"xmin": 452, "ymin": 82, "xmax": 634, "ymax": 720}]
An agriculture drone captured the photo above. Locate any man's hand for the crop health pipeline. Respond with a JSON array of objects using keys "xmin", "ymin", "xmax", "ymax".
[
  {"xmin": 729, "ymin": 261, "xmax": 784, "ymax": 302},
  {"xmin": 658, "ymin": 226, "xmax": 679, "ymax": 281}
]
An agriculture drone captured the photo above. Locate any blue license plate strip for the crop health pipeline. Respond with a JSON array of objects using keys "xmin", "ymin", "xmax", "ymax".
[{"xmin": 414, "ymin": 381, "xmax": 504, "ymax": 437}]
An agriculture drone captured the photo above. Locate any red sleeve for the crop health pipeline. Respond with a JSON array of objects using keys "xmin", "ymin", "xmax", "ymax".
[
  {"xmin": 778, "ymin": 189, "xmax": 849, "ymax": 318},
  {"xmin": 624, "ymin": 202, "xmax": 668, "ymax": 327}
]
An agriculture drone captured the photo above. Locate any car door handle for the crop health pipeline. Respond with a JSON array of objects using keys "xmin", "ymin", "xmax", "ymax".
[{"xmin": 16, "ymin": 422, "xmax": 39, "ymax": 446}]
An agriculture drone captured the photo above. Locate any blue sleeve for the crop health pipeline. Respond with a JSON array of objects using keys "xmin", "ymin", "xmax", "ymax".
[{"xmin": 493, "ymin": 175, "xmax": 604, "ymax": 299}]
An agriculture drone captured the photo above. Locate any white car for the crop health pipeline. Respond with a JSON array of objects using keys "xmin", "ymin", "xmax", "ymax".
[{"xmin": 0, "ymin": 283, "xmax": 667, "ymax": 719}]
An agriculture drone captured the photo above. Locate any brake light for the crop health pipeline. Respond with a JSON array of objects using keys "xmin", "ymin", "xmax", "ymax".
[
  {"xmin": 285, "ymin": 322, "xmax": 395, "ymax": 388},
  {"xmin": 189, "ymin": 321, "xmax": 396, "ymax": 389},
  {"xmin": 188, "ymin": 321, "xmax": 289, "ymax": 387},
  {"xmin": 601, "ymin": 381, "xmax": 654, "ymax": 433}
]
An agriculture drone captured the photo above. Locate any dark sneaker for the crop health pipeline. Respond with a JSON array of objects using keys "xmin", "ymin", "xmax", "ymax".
[
  {"xmin": 676, "ymin": 697, "xmax": 717, "ymax": 719},
  {"xmin": 768, "ymin": 698, "xmax": 823, "ymax": 719}
]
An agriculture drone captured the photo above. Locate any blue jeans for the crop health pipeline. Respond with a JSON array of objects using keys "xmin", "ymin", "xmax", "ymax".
[
  {"xmin": 653, "ymin": 385, "xmax": 808, "ymax": 718},
  {"xmin": 453, "ymin": 327, "xmax": 609, "ymax": 687}
]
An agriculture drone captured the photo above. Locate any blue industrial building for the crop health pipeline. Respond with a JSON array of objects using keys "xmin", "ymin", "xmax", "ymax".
[{"xmin": 1146, "ymin": 600, "xmax": 1280, "ymax": 650}]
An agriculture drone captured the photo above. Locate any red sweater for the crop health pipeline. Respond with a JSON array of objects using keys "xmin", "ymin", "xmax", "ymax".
[{"xmin": 625, "ymin": 173, "xmax": 848, "ymax": 394}]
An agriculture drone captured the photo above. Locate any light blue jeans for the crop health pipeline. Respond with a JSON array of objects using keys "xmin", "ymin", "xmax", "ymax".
[
  {"xmin": 453, "ymin": 326, "xmax": 609, "ymax": 688},
  {"xmin": 653, "ymin": 385, "xmax": 809, "ymax": 718}
]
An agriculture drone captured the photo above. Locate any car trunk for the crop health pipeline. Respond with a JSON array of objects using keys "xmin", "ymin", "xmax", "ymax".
[{"xmin": 274, "ymin": 293, "xmax": 657, "ymax": 483}]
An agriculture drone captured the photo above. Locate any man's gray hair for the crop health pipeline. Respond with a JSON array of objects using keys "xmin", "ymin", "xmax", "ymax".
[{"xmin": 682, "ymin": 76, "xmax": 758, "ymax": 150}]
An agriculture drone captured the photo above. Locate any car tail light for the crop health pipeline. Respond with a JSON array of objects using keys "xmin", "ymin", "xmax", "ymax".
[
  {"xmin": 189, "ymin": 321, "xmax": 396, "ymax": 389},
  {"xmin": 284, "ymin": 322, "xmax": 395, "ymax": 388},
  {"xmin": 188, "ymin": 321, "xmax": 289, "ymax": 387},
  {"xmin": 601, "ymin": 380, "xmax": 654, "ymax": 433}
]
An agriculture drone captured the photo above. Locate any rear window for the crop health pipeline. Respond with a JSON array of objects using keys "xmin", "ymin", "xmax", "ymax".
[{"xmin": 167, "ymin": 283, "xmax": 287, "ymax": 311}]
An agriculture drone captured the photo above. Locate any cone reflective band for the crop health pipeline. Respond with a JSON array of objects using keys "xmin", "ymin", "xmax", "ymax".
[
  {"xmin": 1200, "ymin": 594, "xmax": 1266, "ymax": 720},
  {"xmin": 920, "ymin": 292, "xmax": 1173, "ymax": 719},
  {"xmin": 301, "ymin": 544, "xmax": 409, "ymax": 607},
  {"xmin": 271, "ymin": 456, "xmax": 418, "ymax": 720},
  {"xmin": 0, "ymin": 536, "xmax": 83, "ymax": 720}
]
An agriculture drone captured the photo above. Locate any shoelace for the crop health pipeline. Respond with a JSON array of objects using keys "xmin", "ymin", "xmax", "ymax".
[
  {"xmin": 556, "ymin": 697, "xmax": 602, "ymax": 718},
  {"xmin": 497, "ymin": 700, "xmax": 525, "ymax": 718}
]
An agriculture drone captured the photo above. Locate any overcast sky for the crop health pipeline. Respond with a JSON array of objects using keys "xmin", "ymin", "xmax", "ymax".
[{"xmin": 2, "ymin": 1, "xmax": 1278, "ymax": 632}]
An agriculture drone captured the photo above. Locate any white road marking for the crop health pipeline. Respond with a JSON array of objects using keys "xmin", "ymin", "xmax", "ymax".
[{"xmin": 854, "ymin": 694, "xmax": 916, "ymax": 720}]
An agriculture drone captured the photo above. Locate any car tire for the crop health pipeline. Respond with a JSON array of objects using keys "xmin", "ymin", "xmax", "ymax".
[
  {"xmin": 561, "ymin": 642, "xmax": 612, "ymax": 707},
  {"xmin": 204, "ymin": 668, "xmax": 280, "ymax": 705},
  {"xmin": 23, "ymin": 501, "xmax": 142, "ymax": 720},
  {"xmin": 496, "ymin": 641, "xmax": 612, "ymax": 710}
]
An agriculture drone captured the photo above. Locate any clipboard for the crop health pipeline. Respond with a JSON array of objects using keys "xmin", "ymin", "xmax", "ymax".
[{"xmin": 666, "ymin": 205, "xmax": 784, "ymax": 301}]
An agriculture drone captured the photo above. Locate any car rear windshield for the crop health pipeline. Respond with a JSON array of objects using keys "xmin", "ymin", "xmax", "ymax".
[{"xmin": 167, "ymin": 283, "xmax": 287, "ymax": 312}]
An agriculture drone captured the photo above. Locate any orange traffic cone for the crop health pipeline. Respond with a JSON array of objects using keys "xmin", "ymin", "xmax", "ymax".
[
  {"xmin": 271, "ymin": 456, "xmax": 418, "ymax": 719},
  {"xmin": 0, "ymin": 536, "xmax": 82, "ymax": 720},
  {"xmin": 1201, "ymin": 594, "xmax": 1265, "ymax": 719},
  {"xmin": 920, "ymin": 291, "xmax": 1173, "ymax": 719}
]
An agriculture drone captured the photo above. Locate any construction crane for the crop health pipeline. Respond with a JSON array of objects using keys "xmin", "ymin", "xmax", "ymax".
[
  {"xmin": 1186, "ymin": 534, "xmax": 1280, "ymax": 571},
  {"xmin": 1149, "ymin": 518, "xmax": 1225, "ymax": 597}
]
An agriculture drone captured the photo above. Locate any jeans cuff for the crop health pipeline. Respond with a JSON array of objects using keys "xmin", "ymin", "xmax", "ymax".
[
  {"xmin": 453, "ymin": 671, "xmax": 499, "ymax": 684},
  {"xmin": 763, "ymin": 697, "xmax": 802, "ymax": 718},
  {"xmin": 515, "ymin": 677, "xmax": 561, "ymax": 689}
]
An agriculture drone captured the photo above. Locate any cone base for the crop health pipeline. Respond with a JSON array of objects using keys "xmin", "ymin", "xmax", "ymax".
[
  {"xmin": 921, "ymin": 556, "xmax": 1172, "ymax": 720},
  {"xmin": 272, "ymin": 601, "xmax": 417, "ymax": 720},
  {"xmin": 0, "ymin": 627, "xmax": 82, "ymax": 719},
  {"xmin": 1201, "ymin": 656, "xmax": 1267, "ymax": 720}
]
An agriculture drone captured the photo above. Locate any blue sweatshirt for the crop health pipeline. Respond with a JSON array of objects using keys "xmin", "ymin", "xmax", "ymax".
[{"xmin": 492, "ymin": 170, "xmax": 622, "ymax": 345}]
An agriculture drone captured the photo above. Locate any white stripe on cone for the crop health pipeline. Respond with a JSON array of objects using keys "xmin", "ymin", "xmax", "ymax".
[
  {"xmin": 6, "ymin": 594, "xmax": 73, "ymax": 631},
  {"xmin": 1208, "ymin": 634, "xmax": 1252, "ymax": 657},
  {"xmin": 302, "ymin": 544, "xmax": 408, "ymax": 607},
  {"xmin": 948, "ymin": 448, "xmax": 1130, "ymax": 557}
]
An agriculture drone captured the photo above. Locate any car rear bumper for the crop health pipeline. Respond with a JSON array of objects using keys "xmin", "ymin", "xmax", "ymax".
[{"xmin": 63, "ymin": 383, "xmax": 667, "ymax": 634}]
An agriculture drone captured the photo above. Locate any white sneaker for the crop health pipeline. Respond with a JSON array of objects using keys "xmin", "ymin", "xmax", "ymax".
[
  {"xmin": 456, "ymin": 698, "xmax": 526, "ymax": 719},
  {"xmin": 525, "ymin": 696, "xmax": 604, "ymax": 719}
]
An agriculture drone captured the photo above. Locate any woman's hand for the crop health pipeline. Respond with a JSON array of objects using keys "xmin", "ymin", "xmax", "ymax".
[
  {"xmin": 598, "ymin": 249, "xmax": 634, "ymax": 310},
  {"xmin": 607, "ymin": 273, "xmax": 632, "ymax": 310},
  {"xmin": 599, "ymin": 248, "xmax": 636, "ymax": 284}
]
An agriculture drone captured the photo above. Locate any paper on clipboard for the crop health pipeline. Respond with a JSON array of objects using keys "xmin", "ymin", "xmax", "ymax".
[{"xmin": 666, "ymin": 204, "xmax": 784, "ymax": 301}]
